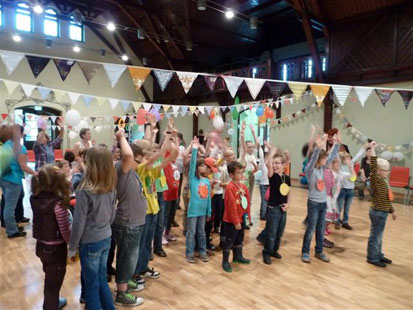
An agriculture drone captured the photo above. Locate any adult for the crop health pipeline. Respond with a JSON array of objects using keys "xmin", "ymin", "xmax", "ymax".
[
  {"xmin": 33, "ymin": 119, "xmax": 64, "ymax": 171},
  {"xmin": 357, "ymin": 147, "xmax": 372, "ymax": 200},
  {"xmin": 0, "ymin": 125, "xmax": 37, "ymax": 238},
  {"xmin": 73, "ymin": 128, "xmax": 95, "ymax": 157}
]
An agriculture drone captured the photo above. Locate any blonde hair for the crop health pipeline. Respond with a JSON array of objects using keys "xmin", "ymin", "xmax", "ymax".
[
  {"xmin": 135, "ymin": 139, "xmax": 152, "ymax": 153},
  {"xmin": 78, "ymin": 147, "xmax": 117, "ymax": 193},
  {"xmin": 339, "ymin": 152, "xmax": 351, "ymax": 162},
  {"xmin": 377, "ymin": 158, "xmax": 390, "ymax": 171}
]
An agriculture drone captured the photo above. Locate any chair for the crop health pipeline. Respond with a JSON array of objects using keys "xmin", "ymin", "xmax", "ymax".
[
  {"xmin": 54, "ymin": 149, "xmax": 63, "ymax": 161},
  {"xmin": 27, "ymin": 150, "xmax": 35, "ymax": 162},
  {"xmin": 388, "ymin": 167, "xmax": 410, "ymax": 204}
]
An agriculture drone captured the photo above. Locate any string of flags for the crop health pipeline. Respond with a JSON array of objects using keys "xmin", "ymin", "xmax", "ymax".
[{"xmin": 0, "ymin": 49, "xmax": 412, "ymax": 109}]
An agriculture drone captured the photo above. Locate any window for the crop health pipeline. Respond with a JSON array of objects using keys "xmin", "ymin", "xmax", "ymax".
[
  {"xmin": 307, "ymin": 59, "xmax": 313, "ymax": 78},
  {"xmin": 322, "ymin": 57, "xmax": 327, "ymax": 72},
  {"xmin": 16, "ymin": 2, "xmax": 32, "ymax": 32},
  {"xmin": 0, "ymin": 4, "xmax": 3, "ymax": 27},
  {"xmin": 252, "ymin": 67, "xmax": 257, "ymax": 78},
  {"xmin": 44, "ymin": 9, "xmax": 59, "ymax": 37},
  {"xmin": 69, "ymin": 16, "xmax": 83, "ymax": 41},
  {"xmin": 282, "ymin": 64, "xmax": 288, "ymax": 81}
]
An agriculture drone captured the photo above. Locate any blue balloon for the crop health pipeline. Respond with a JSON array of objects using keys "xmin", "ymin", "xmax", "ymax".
[{"xmin": 256, "ymin": 106, "xmax": 264, "ymax": 117}]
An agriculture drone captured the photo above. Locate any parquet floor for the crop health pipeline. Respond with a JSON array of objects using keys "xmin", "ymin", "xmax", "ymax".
[{"xmin": 0, "ymin": 184, "xmax": 412, "ymax": 310}]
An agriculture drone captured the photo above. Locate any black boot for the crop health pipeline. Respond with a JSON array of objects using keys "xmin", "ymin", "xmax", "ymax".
[
  {"xmin": 262, "ymin": 250, "xmax": 271, "ymax": 265},
  {"xmin": 222, "ymin": 249, "xmax": 232, "ymax": 272},
  {"xmin": 233, "ymin": 245, "xmax": 251, "ymax": 264}
]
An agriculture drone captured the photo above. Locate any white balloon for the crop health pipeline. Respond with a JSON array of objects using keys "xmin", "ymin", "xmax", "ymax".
[
  {"xmin": 228, "ymin": 128, "xmax": 234, "ymax": 135},
  {"xmin": 68, "ymin": 131, "xmax": 77, "ymax": 140},
  {"xmin": 380, "ymin": 151, "xmax": 393, "ymax": 161},
  {"xmin": 392, "ymin": 151, "xmax": 404, "ymax": 162},
  {"xmin": 212, "ymin": 115, "xmax": 224, "ymax": 131},
  {"xmin": 95, "ymin": 126, "xmax": 102, "ymax": 133},
  {"xmin": 74, "ymin": 120, "xmax": 89, "ymax": 132},
  {"xmin": 65, "ymin": 109, "xmax": 81, "ymax": 127}
]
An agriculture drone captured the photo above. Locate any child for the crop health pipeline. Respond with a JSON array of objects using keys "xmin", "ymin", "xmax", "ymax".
[
  {"xmin": 258, "ymin": 141, "xmax": 270, "ymax": 220},
  {"xmin": 186, "ymin": 137, "xmax": 212, "ymax": 263},
  {"xmin": 222, "ymin": 161, "xmax": 251, "ymax": 272},
  {"xmin": 262, "ymin": 146, "xmax": 291, "ymax": 265},
  {"xmin": 367, "ymin": 142, "xmax": 396, "ymax": 267},
  {"xmin": 301, "ymin": 133, "xmax": 340, "ymax": 264},
  {"xmin": 31, "ymin": 164, "xmax": 71, "ymax": 310},
  {"xmin": 68, "ymin": 146, "xmax": 117, "ymax": 310}
]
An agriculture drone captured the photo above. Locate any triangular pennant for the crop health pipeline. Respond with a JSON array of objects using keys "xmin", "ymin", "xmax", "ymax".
[
  {"xmin": 153, "ymin": 69, "xmax": 174, "ymax": 92},
  {"xmin": 198, "ymin": 106, "xmax": 205, "ymax": 114},
  {"xmin": 163, "ymin": 105, "xmax": 171, "ymax": 112},
  {"xmin": 21, "ymin": 83, "xmax": 36, "ymax": 97},
  {"xmin": 82, "ymin": 95, "xmax": 94, "ymax": 107},
  {"xmin": 375, "ymin": 89, "xmax": 394, "ymax": 107},
  {"xmin": 267, "ymin": 82, "xmax": 287, "ymax": 99},
  {"xmin": 78, "ymin": 62, "xmax": 101, "ymax": 84},
  {"xmin": 26, "ymin": 56, "xmax": 50, "ymax": 78},
  {"xmin": 50, "ymin": 116, "xmax": 57, "ymax": 123},
  {"xmin": 222, "ymin": 76, "xmax": 244, "ymax": 98},
  {"xmin": 0, "ymin": 51, "xmax": 25, "ymax": 75},
  {"xmin": 108, "ymin": 98, "xmax": 119, "ymax": 109},
  {"xmin": 54, "ymin": 90, "xmax": 66, "ymax": 102},
  {"xmin": 245, "ymin": 78, "xmax": 266, "ymax": 100},
  {"xmin": 3, "ymin": 80, "xmax": 19, "ymax": 95},
  {"xmin": 176, "ymin": 71, "xmax": 198, "ymax": 94},
  {"xmin": 1, "ymin": 113, "xmax": 8, "ymax": 120},
  {"xmin": 68, "ymin": 92, "xmax": 80, "ymax": 105},
  {"xmin": 181, "ymin": 106, "xmax": 189, "ymax": 115},
  {"xmin": 37, "ymin": 87, "xmax": 52, "ymax": 100},
  {"xmin": 189, "ymin": 106, "xmax": 197, "ymax": 114},
  {"xmin": 143, "ymin": 103, "xmax": 152, "ymax": 111},
  {"xmin": 90, "ymin": 117, "xmax": 97, "ymax": 123},
  {"xmin": 152, "ymin": 104, "xmax": 161, "ymax": 112},
  {"xmin": 311, "ymin": 85, "xmax": 330, "ymax": 106},
  {"xmin": 128, "ymin": 67, "xmax": 152, "ymax": 91},
  {"xmin": 172, "ymin": 105, "xmax": 180, "ymax": 113},
  {"xmin": 288, "ymin": 83, "xmax": 307, "ymax": 101},
  {"xmin": 354, "ymin": 87, "xmax": 373, "ymax": 107},
  {"xmin": 96, "ymin": 97, "xmax": 106, "ymax": 107},
  {"xmin": 332, "ymin": 85, "xmax": 352, "ymax": 106},
  {"xmin": 132, "ymin": 102, "xmax": 142, "ymax": 112},
  {"xmin": 204, "ymin": 75, "xmax": 217, "ymax": 91},
  {"xmin": 398, "ymin": 90, "xmax": 413, "ymax": 110},
  {"xmin": 220, "ymin": 106, "xmax": 227, "ymax": 112},
  {"xmin": 121, "ymin": 100, "xmax": 131, "ymax": 111},
  {"xmin": 103, "ymin": 63, "xmax": 127, "ymax": 88},
  {"xmin": 53, "ymin": 59, "xmax": 76, "ymax": 81},
  {"xmin": 205, "ymin": 106, "xmax": 213, "ymax": 114}
]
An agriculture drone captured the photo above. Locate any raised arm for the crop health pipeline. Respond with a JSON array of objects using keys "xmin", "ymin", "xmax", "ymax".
[
  {"xmin": 369, "ymin": 142, "xmax": 379, "ymax": 190},
  {"xmin": 266, "ymin": 144, "xmax": 277, "ymax": 178},
  {"xmin": 189, "ymin": 137, "xmax": 199, "ymax": 182},
  {"xmin": 249, "ymin": 124, "xmax": 260, "ymax": 149},
  {"xmin": 326, "ymin": 133, "xmax": 340, "ymax": 166},
  {"xmin": 116, "ymin": 129, "xmax": 135, "ymax": 173}
]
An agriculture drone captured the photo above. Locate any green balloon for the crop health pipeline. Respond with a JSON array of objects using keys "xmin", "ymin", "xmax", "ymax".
[
  {"xmin": 234, "ymin": 96, "xmax": 240, "ymax": 105},
  {"xmin": 232, "ymin": 108, "xmax": 239, "ymax": 120}
]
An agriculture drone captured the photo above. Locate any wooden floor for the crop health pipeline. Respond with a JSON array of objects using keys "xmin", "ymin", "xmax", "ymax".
[{"xmin": 1, "ymin": 184, "xmax": 412, "ymax": 310}]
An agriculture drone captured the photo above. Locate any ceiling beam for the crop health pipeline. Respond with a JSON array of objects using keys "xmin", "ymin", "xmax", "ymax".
[{"xmin": 243, "ymin": 0, "xmax": 285, "ymax": 15}]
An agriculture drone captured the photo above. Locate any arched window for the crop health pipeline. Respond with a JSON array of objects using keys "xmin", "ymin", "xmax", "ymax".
[
  {"xmin": 16, "ymin": 2, "xmax": 32, "ymax": 32},
  {"xmin": 0, "ymin": 4, "xmax": 3, "ymax": 27},
  {"xmin": 44, "ymin": 8, "xmax": 59, "ymax": 37},
  {"xmin": 69, "ymin": 15, "xmax": 84, "ymax": 41}
]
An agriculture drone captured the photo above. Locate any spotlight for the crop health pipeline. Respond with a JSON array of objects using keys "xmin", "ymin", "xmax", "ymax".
[
  {"xmin": 33, "ymin": 4, "xmax": 43, "ymax": 14},
  {"xmin": 250, "ymin": 16, "xmax": 258, "ymax": 29},
  {"xmin": 73, "ymin": 45, "xmax": 81, "ymax": 53},
  {"xmin": 137, "ymin": 28, "xmax": 146, "ymax": 40},
  {"xmin": 46, "ymin": 38, "xmax": 52, "ymax": 48},
  {"xmin": 186, "ymin": 41, "xmax": 193, "ymax": 51},
  {"xmin": 121, "ymin": 54, "xmax": 129, "ymax": 61},
  {"xmin": 197, "ymin": 0, "xmax": 207, "ymax": 10},
  {"xmin": 100, "ymin": 48, "xmax": 106, "ymax": 57},
  {"xmin": 107, "ymin": 22, "xmax": 116, "ymax": 31},
  {"xmin": 12, "ymin": 34, "xmax": 22, "ymax": 42},
  {"xmin": 225, "ymin": 10, "xmax": 234, "ymax": 19}
]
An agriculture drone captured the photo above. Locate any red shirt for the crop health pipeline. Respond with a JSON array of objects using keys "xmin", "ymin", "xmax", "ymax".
[
  {"xmin": 224, "ymin": 181, "xmax": 251, "ymax": 226},
  {"xmin": 163, "ymin": 162, "xmax": 180, "ymax": 201}
]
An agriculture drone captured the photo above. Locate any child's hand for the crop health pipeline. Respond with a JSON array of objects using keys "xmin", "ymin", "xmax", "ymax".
[
  {"xmin": 392, "ymin": 213, "xmax": 397, "ymax": 220},
  {"xmin": 249, "ymin": 124, "xmax": 255, "ymax": 133},
  {"xmin": 235, "ymin": 223, "xmax": 242, "ymax": 230},
  {"xmin": 207, "ymin": 216, "xmax": 211, "ymax": 222},
  {"xmin": 115, "ymin": 128, "xmax": 125, "ymax": 140},
  {"xmin": 370, "ymin": 141, "xmax": 377, "ymax": 149},
  {"xmin": 281, "ymin": 203, "xmax": 289, "ymax": 212}
]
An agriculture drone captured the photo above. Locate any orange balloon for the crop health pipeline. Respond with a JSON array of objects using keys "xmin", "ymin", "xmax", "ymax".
[
  {"xmin": 265, "ymin": 107, "xmax": 274, "ymax": 118},
  {"xmin": 258, "ymin": 114, "xmax": 267, "ymax": 124}
]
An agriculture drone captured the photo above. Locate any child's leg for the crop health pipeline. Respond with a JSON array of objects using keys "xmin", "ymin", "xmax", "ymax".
[
  {"xmin": 222, "ymin": 222, "xmax": 237, "ymax": 271},
  {"xmin": 343, "ymin": 189, "xmax": 354, "ymax": 225},
  {"xmin": 98, "ymin": 238, "xmax": 115, "ymax": 310},
  {"xmin": 315, "ymin": 203, "xmax": 327, "ymax": 254},
  {"xmin": 135, "ymin": 217, "xmax": 150, "ymax": 275},
  {"xmin": 138, "ymin": 214, "xmax": 158, "ymax": 274},
  {"xmin": 274, "ymin": 210, "xmax": 287, "ymax": 254},
  {"xmin": 196, "ymin": 216, "xmax": 207, "ymax": 255},
  {"xmin": 182, "ymin": 188, "xmax": 190, "ymax": 235},
  {"xmin": 263, "ymin": 206, "xmax": 279, "ymax": 256},
  {"xmin": 336, "ymin": 190, "xmax": 345, "ymax": 223},
  {"xmin": 185, "ymin": 217, "xmax": 197, "ymax": 257},
  {"xmin": 302, "ymin": 200, "xmax": 320, "ymax": 254},
  {"xmin": 233, "ymin": 227, "xmax": 250, "ymax": 263},
  {"xmin": 367, "ymin": 208, "xmax": 388, "ymax": 262},
  {"xmin": 154, "ymin": 193, "xmax": 166, "ymax": 252},
  {"xmin": 259, "ymin": 184, "xmax": 269, "ymax": 219},
  {"xmin": 213, "ymin": 195, "xmax": 224, "ymax": 231}
]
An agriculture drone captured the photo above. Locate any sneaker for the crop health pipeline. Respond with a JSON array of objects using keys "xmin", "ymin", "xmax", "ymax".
[
  {"xmin": 166, "ymin": 233, "xmax": 177, "ymax": 242},
  {"xmin": 323, "ymin": 238, "xmax": 334, "ymax": 248},
  {"xmin": 315, "ymin": 252, "xmax": 330, "ymax": 262},
  {"xmin": 381, "ymin": 257, "xmax": 392, "ymax": 264},
  {"xmin": 17, "ymin": 226, "xmax": 24, "ymax": 232},
  {"xmin": 301, "ymin": 253, "xmax": 311, "ymax": 263},
  {"xmin": 162, "ymin": 235, "xmax": 169, "ymax": 245},
  {"xmin": 342, "ymin": 223, "xmax": 353, "ymax": 230},
  {"xmin": 140, "ymin": 267, "xmax": 160, "ymax": 279},
  {"xmin": 128, "ymin": 280, "xmax": 144, "ymax": 292},
  {"xmin": 132, "ymin": 274, "xmax": 145, "ymax": 285},
  {"xmin": 199, "ymin": 253, "xmax": 209, "ymax": 262},
  {"xmin": 115, "ymin": 291, "xmax": 144, "ymax": 307},
  {"xmin": 154, "ymin": 249, "xmax": 167, "ymax": 257},
  {"xmin": 58, "ymin": 298, "xmax": 67, "ymax": 309},
  {"xmin": 335, "ymin": 222, "xmax": 341, "ymax": 230},
  {"xmin": 18, "ymin": 217, "xmax": 30, "ymax": 223},
  {"xmin": 368, "ymin": 260, "xmax": 386, "ymax": 267},
  {"xmin": 7, "ymin": 231, "xmax": 26, "ymax": 238},
  {"xmin": 186, "ymin": 255, "xmax": 196, "ymax": 263}
]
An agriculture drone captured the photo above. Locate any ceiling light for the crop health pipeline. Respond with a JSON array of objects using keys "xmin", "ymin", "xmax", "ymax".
[
  {"xmin": 225, "ymin": 10, "xmax": 234, "ymax": 19},
  {"xmin": 121, "ymin": 54, "xmax": 129, "ymax": 61},
  {"xmin": 12, "ymin": 34, "xmax": 22, "ymax": 42},
  {"xmin": 197, "ymin": 0, "xmax": 207, "ymax": 10},
  {"xmin": 33, "ymin": 4, "xmax": 44, "ymax": 14},
  {"xmin": 107, "ymin": 22, "xmax": 116, "ymax": 31},
  {"xmin": 137, "ymin": 28, "xmax": 146, "ymax": 40},
  {"xmin": 73, "ymin": 45, "xmax": 81, "ymax": 53},
  {"xmin": 186, "ymin": 41, "xmax": 193, "ymax": 52},
  {"xmin": 250, "ymin": 16, "xmax": 258, "ymax": 29}
]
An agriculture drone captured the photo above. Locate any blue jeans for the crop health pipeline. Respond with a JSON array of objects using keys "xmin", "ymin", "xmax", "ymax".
[
  {"xmin": 302, "ymin": 200, "xmax": 327, "ymax": 254},
  {"xmin": 337, "ymin": 188, "xmax": 354, "ymax": 224},
  {"xmin": 79, "ymin": 237, "xmax": 114, "ymax": 310},
  {"xmin": 135, "ymin": 213, "xmax": 157, "ymax": 274},
  {"xmin": 0, "ymin": 180, "xmax": 22, "ymax": 236},
  {"xmin": 263, "ymin": 205, "xmax": 286, "ymax": 255},
  {"xmin": 154, "ymin": 192, "xmax": 165, "ymax": 251},
  {"xmin": 259, "ymin": 184, "xmax": 269, "ymax": 219},
  {"xmin": 367, "ymin": 208, "xmax": 388, "ymax": 262},
  {"xmin": 164, "ymin": 199, "xmax": 177, "ymax": 231},
  {"xmin": 112, "ymin": 223, "xmax": 143, "ymax": 284},
  {"xmin": 186, "ymin": 216, "xmax": 206, "ymax": 256}
]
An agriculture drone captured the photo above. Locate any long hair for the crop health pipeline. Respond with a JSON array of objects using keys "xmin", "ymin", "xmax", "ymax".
[
  {"xmin": 195, "ymin": 158, "xmax": 205, "ymax": 179},
  {"xmin": 31, "ymin": 164, "xmax": 71, "ymax": 205},
  {"xmin": 78, "ymin": 146, "xmax": 117, "ymax": 193}
]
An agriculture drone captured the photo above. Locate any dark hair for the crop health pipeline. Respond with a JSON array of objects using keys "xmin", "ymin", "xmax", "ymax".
[
  {"xmin": 130, "ymin": 143, "xmax": 144, "ymax": 158},
  {"xmin": 64, "ymin": 151, "xmax": 75, "ymax": 164},
  {"xmin": 98, "ymin": 143, "xmax": 108, "ymax": 149},
  {"xmin": 195, "ymin": 158, "xmax": 205, "ymax": 179},
  {"xmin": 199, "ymin": 129, "xmax": 204, "ymax": 134},
  {"xmin": 79, "ymin": 148, "xmax": 88, "ymax": 160},
  {"xmin": 316, "ymin": 150, "xmax": 328, "ymax": 166},
  {"xmin": 227, "ymin": 161, "xmax": 243, "ymax": 175},
  {"xmin": 302, "ymin": 143, "xmax": 309, "ymax": 158},
  {"xmin": 79, "ymin": 128, "xmax": 90, "ymax": 139}
]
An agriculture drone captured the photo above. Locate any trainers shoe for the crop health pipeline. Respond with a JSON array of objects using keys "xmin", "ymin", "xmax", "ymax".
[
  {"xmin": 315, "ymin": 253, "xmax": 330, "ymax": 262},
  {"xmin": 323, "ymin": 238, "xmax": 334, "ymax": 248},
  {"xmin": 368, "ymin": 260, "xmax": 386, "ymax": 267},
  {"xmin": 166, "ymin": 234, "xmax": 177, "ymax": 242},
  {"xmin": 154, "ymin": 249, "xmax": 167, "ymax": 257},
  {"xmin": 115, "ymin": 291, "xmax": 144, "ymax": 307},
  {"xmin": 58, "ymin": 298, "xmax": 67, "ymax": 309},
  {"xmin": 162, "ymin": 235, "xmax": 169, "ymax": 245},
  {"xmin": 7, "ymin": 231, "xmax": 26, "ymax": 238},
  {"xmin": 335, "ymin": 222, "xmax": 341, "ymax": 230},
  {"xmin": 381, "ymin": 257, "xmax": 392, "ymax": 264},
  {"xmin": 199, "ymin": 253, "xmax": 209, "ymax": 262},
  {"xmin": 140, "ymin": 267, "xmax": 160, "ymax": 279},
  {"xmin": 128, "ymin": 280, "xmax": 144, "ymax": 292},
  {"xmin": 132, "ymin": 274, "xmax": 145, "ymax": 285},
  {"xmin": 301, "ymin": 253, "xmax": 311, "ymax": 263},
  {"xmin": 186, "ymin": 255, "xmax": 196, "ymax": 263},
  {"xmin": 342, "ymin": 223, "xmax": 353, "ymax": 230}
]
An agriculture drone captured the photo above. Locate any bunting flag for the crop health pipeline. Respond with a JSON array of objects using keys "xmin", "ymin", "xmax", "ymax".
[
  {"xmin": 121, "ymin": 100, "xmax": 131, "ymax": 111},
  {"xmin": 223, "ymin": 76, "xmax": 244, "ymax": 98},
  {"xmin": 108, "ymin": 98, "xmax": 119, "ymax": 109},
  {"xmin": 21, "ymin": 83, "xmax": 36, "ymax": 97},
  {"xmin": 0, "ymin": 51, "xmax": 25, "ymax": 75},
  {"xmin": 78, "ymin": 62, "xmax": 101, "ymax": 84},
  {"xmin": 375, "ymin": 89, "xmax": 394, "ymax": 107},
  {"xmin": 82, "ymin": 95, "xmax": 94, "ymax": 107},
  {"xmin": 96, "ymin": 97, "xmax": 106, "ymax": 107},
  {"xmin": 354, "ymin": 87, "xmax": 373, "ymax": 107},
  {"xmin": 103, "ymin": 63, "xmax": 127, "ymax": 88},
  {"xmin": 172, "ymin": 105, "xmax": 180, "ymax": 113},
  {"xmin": 311, "ymin": 85, "xmax": 330, "ymax": 106},
  {"xmin": 162, "ymin": 105, "xmax": 171, "ymax": 112},
  {"xmin": 288, "ymin": 83, "xmax": 307, "ymax": 101},
  {"xmin": 26, "ymin": 56, "xmax": 50, "ymax": 78},
  {"xmin": 143, "ymin": 103, "xmax": 152, "ymax": 111},
  {"xmin": 331, "ymin": 85, "xmax": 352, "ymax": 106},
  {"xmin": 53, "ymin": 59, "xmax": 76, "ymax": 81},
  {"xmin": 198, "ymin": 106, "xmax": 205, "ymax": 114},
  {"xmin": 189, "ymin": 106, "xmax": 197, "ymax": 114},
  {"xmin": 267, "ymin": 81, "xmax": 287, "ymax": 99},
  {"xmin": 397, "ymin": 90, "xmax": 413, "ymax": 110},
  {"xmin": 37, "ymin": 87, "xmax": 52, "ymax": 100},
  {"xmin": 3, "ymin": 80, "xmax": 20, "ymax": 95},
  {"xmin": 176, "ymin": 72, "xmax": 198, "ymax": 94},
  {"xmin": 245, "ymin": 78, "xmax": 266, "ymax": 100},
  {"xmin": 132, "ymin": 102, "xmax": 142, "ymax": 112},
  {"xmin": 153, "ymin": 69, "xmax": 174, "ymax": 92},
  {"xmin": 204, "ymin": 75, "xmax": 218, "ymax": 91},
  {"xmin": 128, "ymin": 67, "xmax": 152, "ymax": 91},
  {"xmin": 54, "ymin": 90, "xmax": 66, "ymax": 102},
  {"xmin": 68, "ymin": 92, "xmax": 80, "ymax": 105}
]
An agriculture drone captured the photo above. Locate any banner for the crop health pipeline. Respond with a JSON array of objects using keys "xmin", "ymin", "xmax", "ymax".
[
  {"xmin": 0, "ymin": 51, "xmax": 25, "ymax": 75},
  {"xmin": 267, "ymin": 81, "xmax": 287, "ymax": 99},
  {"xmin": 204, "ymin": 75, "xmax": 218, "ymax": 91},
  {"xmin": 311, "ymin": 85, "xmax": 330, "ymax": 106},
  {"xmin": 128, "ymin": 67, "xmax": 152, "ymax": 91},
  {"xmin": 176, "ymin": 72, "xmax": 198, "ymax": 94},
  {"xmin": 26, "ymin": 56, "xmax": 50, "ymax": 78},
  {"xmin": 354, "ymin": 87, "xmax": 372, "ymax": 107},
  {"xmin": 53, "ymin": 59, "xmax": 76, "ymax": 81},
  {"xmin": 331, "ymin": 85, "xmax": 351, "ymax": 106},
  {"xmin": 103, "ymin": 63, "xmax": 127, "ymax": 88},
  {"xmin": 223, "ymin": 76, "xmax": 244, "ymax": 98},
  {"xmin": 397, "ymin": 90, "xmax": 413, "ymax": 110},
  {"xmin": 288, "ymin": 83, "xmax": 307, "ymax": 101},
  {"xmin": 245, "ymin": 78, "xmax": 266, "ymax": 100},
  {"xmin": 3, "ymin": 80, "xmax": 20, "ymax": 95},
  {"xmin": 78, "ymin": 62, "xmax": 101, "ymax": 84},
  {"xmin": 375, "ymin": 89, "xmax": 394, "ymax": 107},
  {"xmin": 153, "ymin": 69, "xmax": 174, "ymax": 92}
]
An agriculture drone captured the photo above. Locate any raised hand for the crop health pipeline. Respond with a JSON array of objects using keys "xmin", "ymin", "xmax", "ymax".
[{"xmin": 115, "ymin": 128, "xmax": 125, "ymax": 140}]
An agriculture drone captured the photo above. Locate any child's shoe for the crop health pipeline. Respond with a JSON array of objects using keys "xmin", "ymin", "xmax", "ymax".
[
  {"xmin": 140, "ymin": 267, "xmax": 160, "ymax": 279},
  {"xmin": 199, "ymin": 253, "xmax": 209, "ymax": 262},
  {"xmin": 222, "ymin": 249, "xmax": 232, "ymax": 272},
  {"xmin": 128, "ymin": 280, "xmax": 144, "ymax": 292},
  {"xmin": 315, "ymin": 252, "xmax": 330, "ymax": 262},
  {"xmin": 186, "ymin": 255, "xmax": 196, "ymax": 263},
  {"xmin": 115, "ymin": 291, "xmax": 144, "ymax": 307},
  {"xmin": 262, "ymin": 251, "xmax": 271, "ymax": 265},
  {"xmin": 301, "ymin": 253, "xmax": 311, "ymax": 263},
  {"xmin": 232, "ymin": 246, "xmax": 251, "ymax": 264}
]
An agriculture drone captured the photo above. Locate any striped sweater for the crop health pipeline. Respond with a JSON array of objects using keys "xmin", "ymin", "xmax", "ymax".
[{"xmin": 370, "ymin": 156, "xmax": 394, "ymax": 213}]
